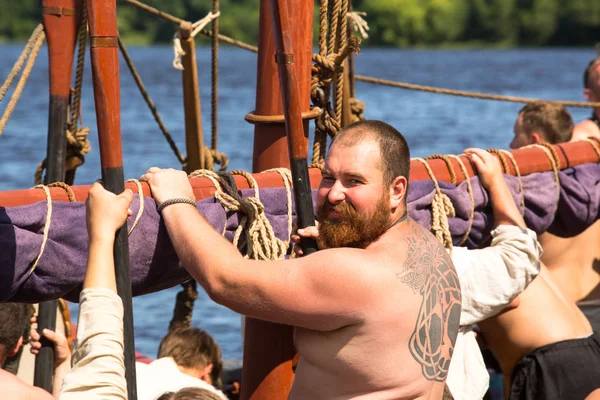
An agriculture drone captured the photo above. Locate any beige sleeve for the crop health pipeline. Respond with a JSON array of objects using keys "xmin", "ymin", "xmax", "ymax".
[
  {"xmin": 452, "ymin": 225, "xmax": 542, "ymax": 326},
  {"xmin": 58, "ymin": 288, "xmax": 127, "ymax": 400}
]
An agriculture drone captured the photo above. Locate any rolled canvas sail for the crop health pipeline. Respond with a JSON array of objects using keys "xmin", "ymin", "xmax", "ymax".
[{"xmin": 1, "ymin": 161, "xmax": 599, "ymax": 303}]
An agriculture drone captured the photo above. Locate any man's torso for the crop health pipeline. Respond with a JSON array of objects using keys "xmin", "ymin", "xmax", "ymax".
[
  {"xmin": 290, "ymin": 221, "xmax": 461, "ymax": 400},
  {"xmin": 478, "ymin": 265, "xmax": 592, "ymax": 377}
]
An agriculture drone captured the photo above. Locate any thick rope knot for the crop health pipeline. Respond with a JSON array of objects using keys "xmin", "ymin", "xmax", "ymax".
[
  {"xmin": 349, "ymin": 97, "xmax": 365, "ymax": 122},
  {"xmin": 210, "ymin": 148, "xmax": 229, "ymax": 171},
  {"xmin": 173, "ymin": 11, "xmax": 221, "ymax": 70},
  {"xmin": 431, "ymin": 191, "xmax": 456, "ymax": 250},
  {"xmin": 414, "ymin": 158, "xmax": 455, "ymax": 253},
  {"xmin": 34, "ymin": 127, "xmax": 92, "ymax": 185},
  {"xmin": 347, "ymin": 11, "xmax": 369, "ymax": 39},
  {"xmin": 66, "ymin": 126, "xmax": 91, "ymax": 156}
]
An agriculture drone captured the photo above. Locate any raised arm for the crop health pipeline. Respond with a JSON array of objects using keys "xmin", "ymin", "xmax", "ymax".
[
  {"xmin": 141, "ymin": 168, "xmax": 385, "ymax": 331},
  {"xmin": 453, "ymin": 149, "xmax": 541, "ymax": 326},
  {"xmin": 58, "ymin": 183, "xmax": 132, "ymax": 400}
]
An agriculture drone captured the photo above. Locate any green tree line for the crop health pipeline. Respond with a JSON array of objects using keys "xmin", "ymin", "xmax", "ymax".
[{"xmin": 1, "ymin": 0, "xmax": 598, "ymax": 47}]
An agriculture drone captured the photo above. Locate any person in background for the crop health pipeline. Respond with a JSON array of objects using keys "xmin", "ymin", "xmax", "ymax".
[
  {"xmin": 572, "ymin": 57, "xmax": 600, "ymax": 141},
  {"xmin": 511, "ymin": 102, "xmax": 600, "ymax": 332},
  {"xmin": 472, "ymin": 105, "xmax": 600, "ymax": 399},
  {"xmin": 136, "ymin": 327, "xmax": 227, "ymax": 400},
  {"xmin": 156, "ymin": 387, "xmax": 225, "ymax": 400},
  {"xmin": 0, "ymin": 302, "xmax": 69, "ymax": 399},
  {"xmin": 509, "ymin": 102, "xmax": 573, "ymax": 149},
  {"xmin": 29, "ymin": 183, "xmax": 227, "ymax": 400}
]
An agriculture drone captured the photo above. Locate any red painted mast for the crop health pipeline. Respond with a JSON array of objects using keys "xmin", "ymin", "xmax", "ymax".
[
  {"xmin": 242, "ymin": 0, "xmax": 314, "ymax": 398},
  {"xmin": 35, "ymin": 0, "xmax": 80, "ymax": 391},
  {"xmin": 87, "ymin": 0, "xmax": 138, "ymax": 398}
]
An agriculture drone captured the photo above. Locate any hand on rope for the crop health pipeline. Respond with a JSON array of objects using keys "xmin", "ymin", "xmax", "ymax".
[{"xmin": 173, "ymin": 11, "xmax": 221, "ymax": 70}]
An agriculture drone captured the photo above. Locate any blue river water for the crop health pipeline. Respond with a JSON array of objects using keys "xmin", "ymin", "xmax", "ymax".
[{"xmin": 0, "ymin": 44, "xmax": 597, "ymax": 360}]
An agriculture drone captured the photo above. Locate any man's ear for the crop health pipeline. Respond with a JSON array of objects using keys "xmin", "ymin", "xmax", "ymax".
[
  {"xmin": 9, "ymin": 336, "xmax": 23, "ymax": 357},
  {"xmin": 584, "ymin": 88, "xmax": 593, "ymax": 102},
  {"xmin": 200, "ymin": 362, "xmax": 214, "ymax": 382},
  {"xmin": 530, "ymin": 132, "xmax": 543, "ymax": 144},
  {"xmin": 390, "ymin": 176, "xmax": 408, "ymax": 208}
]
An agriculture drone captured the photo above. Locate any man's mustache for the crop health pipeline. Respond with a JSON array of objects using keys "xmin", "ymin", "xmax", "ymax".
[{"xmin": 319, "ymin": 199, "xmax": 356, "ymax": 218}]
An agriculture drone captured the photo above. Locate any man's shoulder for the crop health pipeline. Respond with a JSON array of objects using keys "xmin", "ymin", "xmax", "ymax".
[
  {"xmin": 573, "ymin": 119, "xmax": 600, "ymax": 140},
  {"xmin": 0, "ymin": 369, "xmax": 53, "ymax": 399}
]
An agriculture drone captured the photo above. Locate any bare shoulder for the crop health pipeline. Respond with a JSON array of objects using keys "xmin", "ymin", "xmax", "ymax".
[
  {"xmin": 395, "ymin": 221, "xmax": 462, "ymax": 382},
  {"xmin": 573, "ymin": 119, "xmax": 600, "ymax": 140},
  {"xmin": 0, "ymin": 369, "xmax": 54, "ymax": 400}
]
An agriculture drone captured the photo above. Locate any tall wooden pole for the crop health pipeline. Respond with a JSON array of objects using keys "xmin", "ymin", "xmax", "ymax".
[
  {"xmin": 180, "ymin": 23, "xmax": 205, "ymax": 172},
  {"xmin": 269, "ymin": 0, "xmax": 318, "ymax": 252},
  {"xmin": 242, "ymin": 0, "xmax": 313, "ymax": 398},
  {"xmin": 87, "ymin": 1, "xmax": 137, "ymax": 398},
  {"xmin": 35, "ymin": 0, "xmax": 80, "ymax": 391},
  {"xmin": 250, "ymin": 0, "xmax": 313, "ymax": 172}
]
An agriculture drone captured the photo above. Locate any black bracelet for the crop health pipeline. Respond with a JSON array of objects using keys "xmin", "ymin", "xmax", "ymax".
[{"xmin": 157, "ymin": 197, "xmax": 197, "ymax": 213}]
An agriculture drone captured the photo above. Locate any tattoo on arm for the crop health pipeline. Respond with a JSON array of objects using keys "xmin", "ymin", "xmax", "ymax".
[{"xmin": 396, "ymin": 223, "xmax": 462, "ymax": 381}]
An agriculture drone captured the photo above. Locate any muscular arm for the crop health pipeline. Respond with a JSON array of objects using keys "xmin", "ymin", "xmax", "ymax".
[{"xmin": 162, "ymin": 203, "xmax": 381, "ymax": 331}]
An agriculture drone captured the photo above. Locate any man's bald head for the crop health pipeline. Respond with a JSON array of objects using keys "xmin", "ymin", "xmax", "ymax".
[{"xmin": 332, "ymin": 120, "xmax": 410, "ymax": 187}]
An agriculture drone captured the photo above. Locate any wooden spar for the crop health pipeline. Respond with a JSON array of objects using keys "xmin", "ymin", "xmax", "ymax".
[
  {"xmin": 87, "ymin": 0, "xmax": 138, "ymax": 398},
  {"xmin": 35, "ymin": 0, "xmax": 80, "ymax": 391},
  {"xmin": 242, "ymin": 0, "xmax": 314, "ymax": 398},
  {"xmin": 268, "ymin": 0, "xmax": 318, "ymax": 251},
  {"xmin": 0, "ymin": 142, "xmax": 599, "ymax": 208},
  {"xmin": 180, "ymin": 23, "xmax": 205, "ymax": 172},
  {"xmin": 0, "ymin": 169, "xmax": 324, "ymax": 207},
  {"xmin": 250, "ymin": 0, "xmax": 313, "ymax": 171}
]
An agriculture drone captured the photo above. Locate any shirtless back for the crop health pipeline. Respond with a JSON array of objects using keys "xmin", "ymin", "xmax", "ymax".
[
  {"xmin": 293, "ymin": 220, "xmax": 461, "ymax": 400},
  {"xmin": 540, "ymin": 225, "xmax": 600, "ymax": 305},
  {"xmin": 478, "ymin": 263, "xmax": 591, "ymax": 377}
]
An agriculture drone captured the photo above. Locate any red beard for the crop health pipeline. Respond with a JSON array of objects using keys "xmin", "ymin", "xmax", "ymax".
[{"xmin": 316, "ymin": 194, "xmax": 391, "ymax": 249}]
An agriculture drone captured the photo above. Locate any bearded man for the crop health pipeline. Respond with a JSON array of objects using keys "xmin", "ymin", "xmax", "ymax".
[{"xmin": 141, "ymin": 120, "xmax": 462, "ymax": 400}]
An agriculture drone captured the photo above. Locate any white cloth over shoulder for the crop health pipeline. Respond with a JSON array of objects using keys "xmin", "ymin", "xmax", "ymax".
[
  {"xmin": 136, "ymin": 357, "xmax": 228, "ymax": 400},
  {"xmin": 446, "ymin": 225, "xmax": 542, "ymax": 400},
  {"xmin": 59, "ymin": 287, "xmax": 127, "ymax": 400}
]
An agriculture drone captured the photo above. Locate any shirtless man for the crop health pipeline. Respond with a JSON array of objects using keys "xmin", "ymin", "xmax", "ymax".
[
  {"xmin": 141, "ymin": 120, "xmax": 462, "ymax": 399},
  {"xmin": 572, "ymin": 57, "xmax": 600, "ymax": 141},
  {"xmin": 0, "ymin": 303, "xmax": 68, "ymax": 399},
  {"xmin": 476, "ymin": 103, "xmax": 600, "ymax": 399},
  {"xmin": 512, "ymin": 102, "xmax": 600, "ymax": 332},
  {"xmin": 294, "ymin": 147, "xmax": 543, "ymax": 400}
]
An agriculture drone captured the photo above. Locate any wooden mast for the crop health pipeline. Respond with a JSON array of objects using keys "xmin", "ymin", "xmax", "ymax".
[
  {"xmin": 241, "ymin": 0, "xmax": 313, "ymax": 398},
  {"xmin": 87, "ymin": 0, "xmax": 138, "ymax": 398},
  {"xmin": 249, "ymin": 0, "xmax": 313, "ymax": 172},
  {"xmin": 180, "ymin": 22, "xmax": 206, "ymax": 172},
  {"xmin": 34, "ymin": 0, "xmax": 80, "ymax": 391}
]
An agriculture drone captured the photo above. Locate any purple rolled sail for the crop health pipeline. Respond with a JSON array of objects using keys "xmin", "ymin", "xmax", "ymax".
[{"xmin": 1, "ymin": 162, "xmax": 599, "ymax": 303}]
